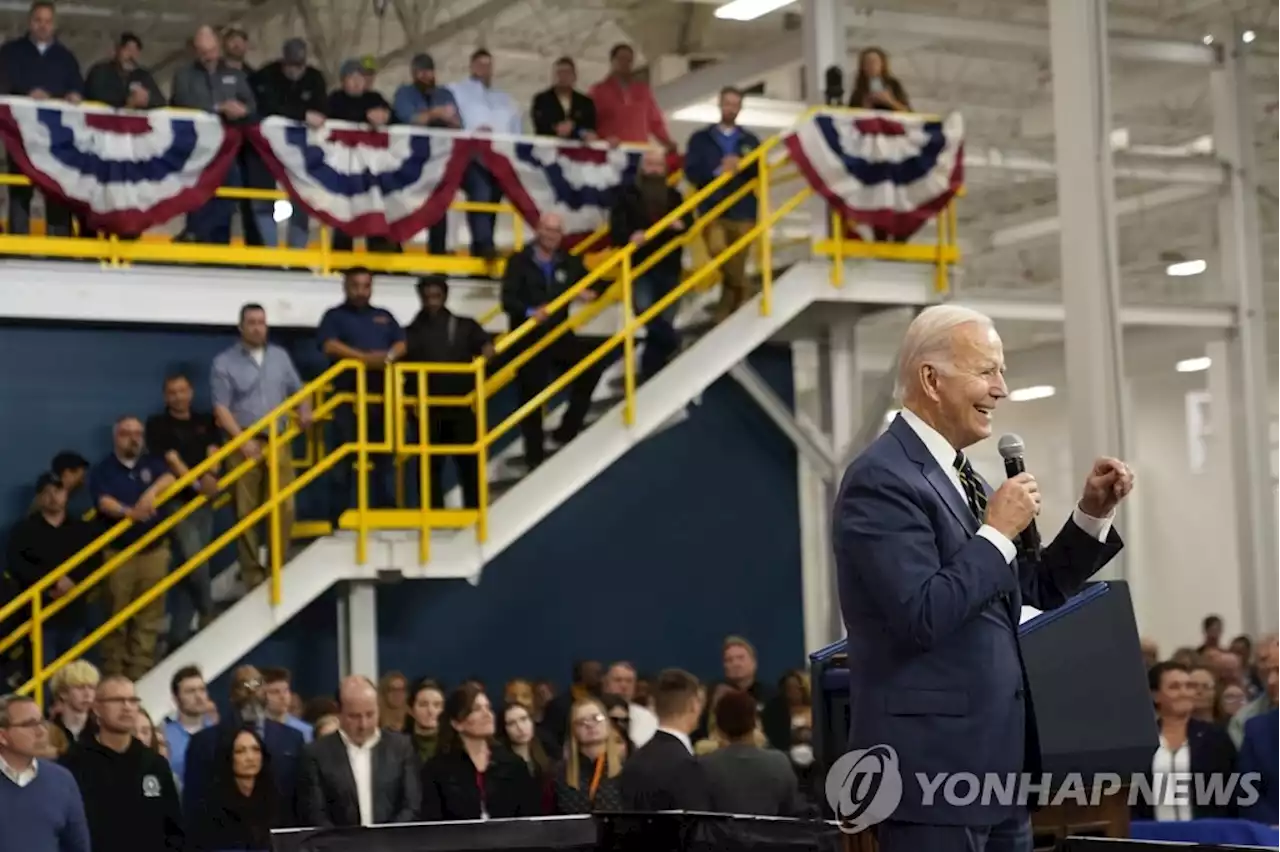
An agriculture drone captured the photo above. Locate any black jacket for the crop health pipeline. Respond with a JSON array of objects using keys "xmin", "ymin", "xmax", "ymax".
[
  {"xmin": 609, "ymin": 183, "xmax": 691, "ymax": 279},
  {"xmin": 5, "ymin": 512, "xmax": 101, "ymax": 619},
  {"xmin": 61, "ymin": 736, "xmax": 184, "ymax": 852},
  {"xmin": 251, "ymin": 61, "xmax": 327, "ymax": 120},
  {"xmin": 404, "ymin": 309, "xmax": 490, "ymax": 397},
  {"xmin": 530, "ymin": 88, "xmax": 596, "ymax": 139},
  {"xmin": 327, "ymin": 89, "xmax": 392, "ymax": 124},
  {"xmin": 83, "ymin": 60, "xmax": 164, "ymax": 108},
  {"xmin": 500, "ymin": 246, "xmax": 602, "ymax": 336},
  {"xmin": 1131, "ymin": 717, "xmax": 1239, "ymax": 820},
  {"xmin": 420, "ymin": 746, "xmax": 541, "ymax": 820},
  {"xmin": 618, "ymin": 730, "xmax": 711, "ymax": 812},
  {"xmin": 297, "ymin": 731, "xmax": 421, "ymax": 827}
]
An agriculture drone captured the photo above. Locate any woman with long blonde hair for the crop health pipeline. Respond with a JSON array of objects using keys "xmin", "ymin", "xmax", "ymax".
[{"xmin": 552, "ymin": 696, "xmax": 625, "ymax": 813}]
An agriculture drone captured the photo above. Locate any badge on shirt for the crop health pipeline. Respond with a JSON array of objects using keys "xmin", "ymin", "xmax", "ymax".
[
  {"xmin": 222, "ymin": 76, "xmax": 237, "ymax": 85},
  {"xmin": 142, "ymin": 774, "xmax": 161, "ymax": 798},
  {"xmin": 555, "ymin": 269, "xmax": 566, "ymax": 284},
  {"xmin": 140, "ymin": 467, "xmax": 153, "ymax": 484},
  {"xmin": 373, "ymin": 314, "xmax": 389, "ymax": 325}
]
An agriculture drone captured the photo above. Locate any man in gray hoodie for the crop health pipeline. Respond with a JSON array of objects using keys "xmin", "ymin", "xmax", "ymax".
[{"xmin": 170, "ymin": 25, "xmax": 256, "ymax": 245}]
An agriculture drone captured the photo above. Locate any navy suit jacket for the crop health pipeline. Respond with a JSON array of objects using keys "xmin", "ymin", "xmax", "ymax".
[
  {"xmin": 1238, "ymin": 709, "xmax": 1278, "ymax": 825},
  {"xmin": 183, "ymin": 718, "xmax": 304, "ymax": 823},
  {"xmin": 833, "ymin": 415, "xmax": 1123, "ymax": 826}
]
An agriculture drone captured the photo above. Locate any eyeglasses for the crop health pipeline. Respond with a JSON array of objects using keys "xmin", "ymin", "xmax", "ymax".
[
  {"xmin": 236, "ymin": 679, "xmax": 262, "ymax": 691},
  {"xmin": 1, "ymin": 719, "xmax": 46, "ymax": 730},
  {"xmin": 99, "ymin": 696, "xmax": 141, "ymax": 706},
  {"xmin": 575, "ymin": 713, "xmax": 605, "ymax": 727},
  {"xmin": 610, "ymin": 716, "xmax": 630, "ymax": 726}
]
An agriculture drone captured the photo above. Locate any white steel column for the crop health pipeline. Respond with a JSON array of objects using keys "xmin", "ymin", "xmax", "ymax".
[
  {"xmin": 1210, "ymin": 32, "xmax": 1278, "ymax": 635},
  {"xmin": 1047, "ymin": 0, "xmax": 1129, "ymax": 579},
  {"xmin": 801, "ymin": 0, "xmax": 846, "ymax": 103},
  {"xmin": 337, "ymin": 581, "xmax": 379, "ymax": 679}
]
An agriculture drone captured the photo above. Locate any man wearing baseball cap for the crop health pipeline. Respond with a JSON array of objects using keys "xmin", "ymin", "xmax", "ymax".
[
  {"xmin": 326, "ymin": 60, "xmax": 398, "ymax": 253},
  {"xmin": 392, "ymin": 53, "xmax": 459, "ymax": 256}
]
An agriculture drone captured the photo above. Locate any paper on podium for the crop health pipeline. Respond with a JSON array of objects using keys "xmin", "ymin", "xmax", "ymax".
[{"xmin": 1019, "ymin": 606, "xmax": 1042, "ymax": 625}]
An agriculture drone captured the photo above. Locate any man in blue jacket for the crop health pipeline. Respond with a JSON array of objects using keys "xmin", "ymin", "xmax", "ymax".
[
  {"xmin": 0, "ymin": 0, "xmax": 83, "ymax": 237},
  {"xmin": 833, "ymin": 304, "xmax": 1131, "ymax": 852},
  {"xmin": 683, "ymin": 86, "xmax": 760, "ymax": 323}
]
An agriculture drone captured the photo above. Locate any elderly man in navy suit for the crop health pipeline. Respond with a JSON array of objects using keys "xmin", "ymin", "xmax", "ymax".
[{"xmin": 833, "ymin": 305, "xmax": 1133, "ymax": 852}]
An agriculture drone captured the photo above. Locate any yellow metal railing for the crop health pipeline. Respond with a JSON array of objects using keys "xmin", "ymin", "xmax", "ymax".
[{"xmin": 7, "ymin": 107, "xmax": 960, "ymax": 701}]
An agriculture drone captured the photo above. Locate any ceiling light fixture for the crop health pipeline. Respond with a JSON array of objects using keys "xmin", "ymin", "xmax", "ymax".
[
  {"xmin": 1008, "ymin": 385, "xmax": 1056, "ymax": 402},
  {"xmin": 1176, "ymin": 356, "xmax": 1212, "ymax": 373},
  {"xmin": 1242, "ymin": 30, "xmax": 1256, "ymax": 44},
  {"xmin": 1202, "ymin": 34, "xmax": 1214, "ymax": 45},
  {"xmin": 273, "ymin": 200, "xmax": 293, "ymax": 223},
  {"xmin": 714, "ymin": 0, "xmax": 795, "ymax": 22},
  {"xmin": 1166, "ymin": 259, "xmax": 1207, "ymax": 277}
]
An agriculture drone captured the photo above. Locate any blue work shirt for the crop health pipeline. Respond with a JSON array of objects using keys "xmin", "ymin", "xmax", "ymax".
[
  {"xmin": 210, "ymin": 343, "xmax": 304, "ymax": 435},
  {"xmin": 88, "ymin": 453, "xmax": 171, "ymax": 551},
  {"xmin": 162, "ymin": 714, "xmax": 213, "ymax": 792},
  {"xmin": 391, "ymin": 82, "xmax": 459, "ymax": 126},
  {"xmin": 317, "ymin": 302, "xmax": 405, "ymax": 390}
]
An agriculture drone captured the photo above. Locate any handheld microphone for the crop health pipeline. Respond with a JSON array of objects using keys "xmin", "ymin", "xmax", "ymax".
[
  {"xmin": 997, "ymin": 433, "xmax": 1041, "ymax": 563},
  {"xmin": 823, "ymin": 65, "xmax": 845, "ymax": 106}
]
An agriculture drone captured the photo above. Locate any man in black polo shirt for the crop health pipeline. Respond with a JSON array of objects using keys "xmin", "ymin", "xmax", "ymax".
[
  {"xmin": 145, "ymin": 373, "xmax": 220, "ymax": 650},
  {"xmin": 27, "ymin": 450, "xmax": 90, "ymax": 517},
  {"xmin": 6, "ymin": 472, "xmax": 102, "ymax": 668},
  {"xmin": 318, "ymin": 267, "xmax": 406, "ymax": 524},
  {"xmin": 88, "ymin": 416, "xmax": 175, "ymax": 680},
  {"xmin": 404, "ymin": 276, "xmax": 494, "ymax": 509}
]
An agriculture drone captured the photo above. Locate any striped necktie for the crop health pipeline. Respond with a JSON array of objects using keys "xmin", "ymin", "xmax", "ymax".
[{"xmin": 953, "ymin": 451, "xmax": 987, "ymax": 523}]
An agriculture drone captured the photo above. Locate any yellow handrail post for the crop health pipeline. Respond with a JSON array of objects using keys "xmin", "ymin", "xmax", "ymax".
[
  {"xmin": 417, "ymin": 372, "xmax": 431, "ymax": 564},
  {"xmin": 31, "ymin": 595, "xmax": 43, "ymax": 712},
  {"xmin": 620, "ymin": 252, "xmax": 636, "ymax": 427},
  {"xmin": 830, "ymin": 209, "xmax": 844, "ymax": 288},
  {"xmin": 758, "ymin": 161, "xmax": 773, "ymax": 317},
  {"xmin": 934, "ymin": 201, "xmax": 948, "ymax": 294},
  {"xmin": 267, "ymin": 417, "xmax": 282, "ymax": 606},
  {"xmin": 355, "ymin": 364, "xmax": 369, "ymax": 565},
  {"xmin": 320, "ymin": 225, "xmax": 331, "ymax": 277},
  {"xmin": 513, "ymin": 215, "xmax": 524, "ymax": 252},
  {"xmin": 473, "ymin": 357, "xmax": 489, "ymax": 544}
]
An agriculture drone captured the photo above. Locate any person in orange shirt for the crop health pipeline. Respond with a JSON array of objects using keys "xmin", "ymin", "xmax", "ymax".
[{"xmin": 588, "ymin": 44, "xmax": 675, "ymax": 150}]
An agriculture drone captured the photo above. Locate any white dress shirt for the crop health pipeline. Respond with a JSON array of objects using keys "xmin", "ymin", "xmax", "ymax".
[
  {"xmin": 1151, "ymin": 733, "xmax": 1193, "ymax": 822},
  {"xmin": 340, "ymin": 729, "xmax": 381, "ymax": 826},
  {"xmin": 657, "ymin": 726, "xmax": 693, "ymax": 755},
  {"xmin": 629, "ymin": 703, "xmax": 658, "ymax": 747},
  {"xmin": 0, "ymin": 755, "xmax": 37, "ymax": 788},
  {"xmin": 899, "ymin": 409, "xmax": 1112, "ymax": 563}
]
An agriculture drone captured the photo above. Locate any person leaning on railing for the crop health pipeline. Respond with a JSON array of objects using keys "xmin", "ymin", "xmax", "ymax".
[
  {"xmin": 82, "ymin": 31, "xmax": 164, "ymax": 111},
  {"xmin": 684, "ymin": 86, "xmax": 762, "ymax": 324},
  {"xmin": 210, "ymin": 303, "xmax": 311, "ymax": 590},
  {"xmin": 327, "ymin": 58, "xmax": 401, "ymax": 255},
  {"xmin": 530, "ymin": 56, "xmax": 598, "ymax": 141},
  {"xmin": 392, "ymin": 53, "xmax": 459, "ymax": 256},
  {"xmin": 0, "ymin": 0, "xmax": 83, "ymax": 238},
  {"xmin": 87, "ymin": 417, "xmax": 175, "ymax": 681},
  {"xmin": 500, "ymin": 211, "xmax": 609, "ymax": 469},
  {"xmin": 170, "ymin": 24, "xmax": 257, "ymax": 245}
]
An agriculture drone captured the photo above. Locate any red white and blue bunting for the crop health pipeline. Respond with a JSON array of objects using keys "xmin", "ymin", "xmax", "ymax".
[
  {"xmin": 0, "ymin": 97, "xmax": 240, "ymax": 233},
  {"xmin": 483, "ymin": 138, "xmax": 642, "ymax": 242},
  {"xmin": 784, "ymin": 110, "xmax": 965, "ymax": 239}
]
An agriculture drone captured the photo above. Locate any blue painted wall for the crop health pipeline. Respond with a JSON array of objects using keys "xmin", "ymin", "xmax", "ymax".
[
  {"xmin": 212, "ymin": 346, "xmax": 805, "ymax": 701},
  {"xmin": 0, "ymin": 322, "xmax": 804, "ymax": 702}
]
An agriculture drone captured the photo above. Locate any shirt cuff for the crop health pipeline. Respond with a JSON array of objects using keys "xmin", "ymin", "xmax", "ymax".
[
  {"xmin": 977, "ymin": 524, "xmax": 1017, "ymax": 565},
  {"xmin": 1072, "ymin": 506, "xmax": 1113, "ymax": 542}
]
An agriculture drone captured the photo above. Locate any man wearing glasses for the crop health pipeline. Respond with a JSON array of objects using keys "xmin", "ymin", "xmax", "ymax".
[
  {"xmin": 61, "ymin": 676, "xmax": 183, "ymax": 852},
  {"xmin": 183, "ymin": 664, "xmax": 304, "ymax": 823},
  {"xmin": 0, "ymin": 694, "xmax": 90, "ymax": 852}
]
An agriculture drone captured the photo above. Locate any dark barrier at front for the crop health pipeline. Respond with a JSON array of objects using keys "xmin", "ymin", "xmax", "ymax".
[{"xmin": 271, "ymin": 812, "xmax": 848, "ymax": 852}]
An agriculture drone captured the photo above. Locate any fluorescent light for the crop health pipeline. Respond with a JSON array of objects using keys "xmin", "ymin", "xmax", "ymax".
[
  {"xmin": 1243, "ymin": 30, "xmax": 1256, "ymax": 43},
  {"xmin": 714, "ymin": 0, "xmax": 794, "ymax": 21},
  {"xmin": 1166, "ymin": 259, "xmax": 1207, "ymax": 277},
  {"xmin": 1009, "ymin": 385, "xmax": 1056, "ymax": 402},
  {"xmin": 1176, "ymin": 356, "xmax": 1212, "ymax": 373},
  {"xmin": 273, "ymin": 200, "xmax": 293, "ymax": 223}
]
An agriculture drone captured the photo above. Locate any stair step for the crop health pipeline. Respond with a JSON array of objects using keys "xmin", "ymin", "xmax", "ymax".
[{"xmin": 337, "ymin": 508, "xmax": 480, "ymax": 530}]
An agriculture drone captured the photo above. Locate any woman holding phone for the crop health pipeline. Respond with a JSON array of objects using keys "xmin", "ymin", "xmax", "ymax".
[{"xmin": 848, "ymin": 47, "xmax": 911, "ymax": 112}]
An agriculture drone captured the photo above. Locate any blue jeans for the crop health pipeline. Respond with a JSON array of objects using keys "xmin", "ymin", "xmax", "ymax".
[
  {"xmin": 462, "ymin": 162, "xmax": 500, "ymax": 254},
  {"xmin": 330, "ymin": 401, "xmax": 395, "ymax": 524},
  {"xmin": 634, "ymin": 271, "xmax": 681, "ymax": 379},
  {"xmin": 166, "ymin": 505, "xmax": 215, "ymax": 648},
  {"xmin": 185, "ymin": 160, "xmax": 244, "ymax": 244},
  {"xmin": 286, "ymin": 206, "xmax": 310, "ymax": 249}
]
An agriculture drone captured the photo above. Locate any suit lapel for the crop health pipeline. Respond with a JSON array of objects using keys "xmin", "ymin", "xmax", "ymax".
[
  {"xmin": 329, "ymin": 736, "xmax": 361, "ymax": 820},
  {"xmin": 890, "ymin": 416, "xmax": 979, "ymax": 536}
]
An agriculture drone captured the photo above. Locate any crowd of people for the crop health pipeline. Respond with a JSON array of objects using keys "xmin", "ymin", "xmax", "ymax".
[
  {"xmin": 1139, "ymin": 620, "xmax": 1278, "ymax": 824},
  {"xmin": 2, "ymin": 637, "xmax": 824, "ymax": 852}
]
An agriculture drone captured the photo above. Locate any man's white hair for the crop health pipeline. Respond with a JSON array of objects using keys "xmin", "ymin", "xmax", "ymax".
[{"xmin": 895, "ymin": 304, "xmax": 996, "ymax": 399}]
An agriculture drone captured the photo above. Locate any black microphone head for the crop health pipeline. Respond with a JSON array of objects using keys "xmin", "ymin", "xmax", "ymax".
[{"xmin": 997, "ymin": 433, "xmax": 1025, "ymax": 460}]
